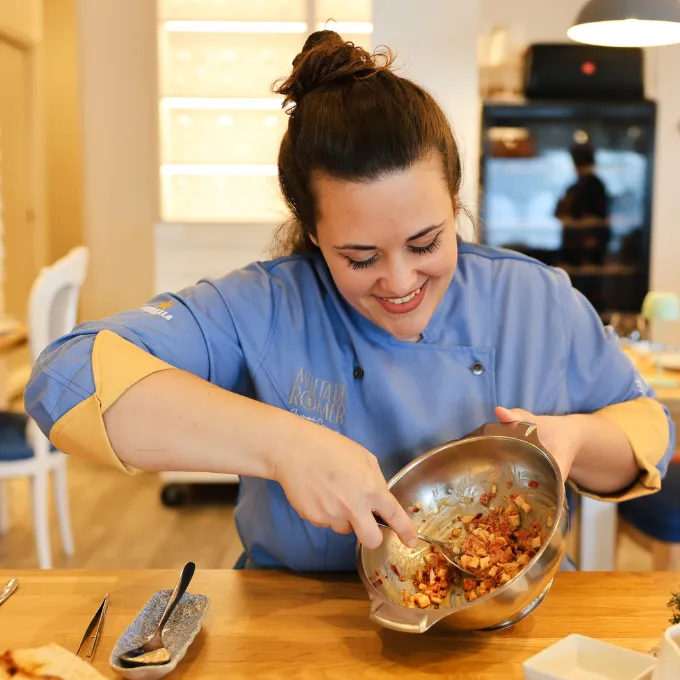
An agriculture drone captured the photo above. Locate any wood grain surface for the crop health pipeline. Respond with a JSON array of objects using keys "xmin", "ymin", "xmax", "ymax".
[{"xmin": 0, "ymin": 570, "xmax": 676, "ymax": 679}]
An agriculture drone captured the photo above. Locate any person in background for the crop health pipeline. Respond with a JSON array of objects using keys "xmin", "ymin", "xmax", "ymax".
[
  {"xmin": 555, "ymin": 143, "xmax": 611, "ymax": 267},
  {"xmin": 25, "ymin": 32, "xmax": 674, "ymax": 571}
]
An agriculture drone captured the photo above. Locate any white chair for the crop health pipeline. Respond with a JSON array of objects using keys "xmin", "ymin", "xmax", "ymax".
[{"xmin": 0, "ymin": 246, "xmax": 89, "ymax": 568}]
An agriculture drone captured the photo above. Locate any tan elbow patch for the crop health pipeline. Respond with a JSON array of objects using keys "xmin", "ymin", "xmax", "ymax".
[
  {"xmin": 50, "ymin": 394, "xmax": 134, "ymax": 474},
  {"xmin": 49, "ymin": 330, "xmax": 175, "ymax": 473},
  {"xmin": 575, "ymin": 397, "xmax": 670, "ymax": 502},
  {"xmin": 93, "ymin": 330, "xmax": 175, "ymax": 412}
]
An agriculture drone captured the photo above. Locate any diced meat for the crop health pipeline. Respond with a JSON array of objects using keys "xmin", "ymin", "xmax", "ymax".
[
  {"xmin": 415, "ymin": 594, "xmax": 431, "ymax": 608},
  {"xmin": 407, "ymin": 495, "xmax": 548, "ymax": 608}
]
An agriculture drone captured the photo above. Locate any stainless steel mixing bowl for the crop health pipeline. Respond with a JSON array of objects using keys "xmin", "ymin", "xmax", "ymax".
[{"xmin": 357, "ymin": 421, "xmax": 569, "ymax": 633}]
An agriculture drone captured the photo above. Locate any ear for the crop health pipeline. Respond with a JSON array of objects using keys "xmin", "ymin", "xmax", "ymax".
[{"xmin": 309, "ymin": 233, "xmax": 319, "ymax": 247}]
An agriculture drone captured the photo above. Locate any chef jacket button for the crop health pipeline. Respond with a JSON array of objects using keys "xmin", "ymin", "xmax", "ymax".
[{"xmin": 471, "ymin": 362, "xmax": 485, "ymax": 376}]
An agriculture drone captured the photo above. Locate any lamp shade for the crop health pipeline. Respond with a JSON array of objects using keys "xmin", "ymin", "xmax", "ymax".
[
  {"xmin": 568, "ymin": 0, "xmax": 680, "ymax": 47},
  {"xmin": 642, "ymin": 291, "xmax": 680, "ymax": 322}
]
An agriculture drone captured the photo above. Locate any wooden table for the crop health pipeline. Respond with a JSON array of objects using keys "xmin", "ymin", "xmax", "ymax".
[
  {"xmin": 0, "ymin": 323, "xmax": 27, "ymax": 355},
  {"xmin": 0, "ymin": 570, "xmax": 676, "ymax": 679}
]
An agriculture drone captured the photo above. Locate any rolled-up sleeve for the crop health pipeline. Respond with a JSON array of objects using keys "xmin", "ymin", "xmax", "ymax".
[
  {"xmin": 24, "ymin": 278, "xmax": 259, "ymax": 473},
  {"xmin": 564, "ymin": 283, "xmax": 675, "ymax": 501}
]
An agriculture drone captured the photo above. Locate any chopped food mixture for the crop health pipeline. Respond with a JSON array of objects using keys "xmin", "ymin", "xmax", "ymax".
[
  {"xmin": 400, "ymin": 485, "xmax": 547, "ymax": 609},
  {"xmin": 400, "ymin": 551, "xmax": 452, "ymax": 609}
]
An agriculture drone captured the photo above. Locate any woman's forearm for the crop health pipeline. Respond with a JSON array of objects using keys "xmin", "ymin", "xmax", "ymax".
[
  {"xmin": 103, "ymin": 368, "xmax": 319, "ymax": 478},
  {"xmin": 567, "ymin": 413, "xmax": 640, "ymax": 494},
  {"xmin": 102, "ymin": 368, "xmax": 418, "ymax": 549}
]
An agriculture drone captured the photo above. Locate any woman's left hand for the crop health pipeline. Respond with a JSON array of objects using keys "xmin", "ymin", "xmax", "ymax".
[{"xmin": 494, "ymin": 406, "xmax": 585, "ymax": 482}]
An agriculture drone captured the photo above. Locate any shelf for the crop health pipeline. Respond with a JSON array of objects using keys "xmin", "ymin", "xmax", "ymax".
[
  {"xmin": 163, "ymin": 20, "xmax": 373, "ymax": 34},
  {"xmin": 559, "ymin": 264, "xmax": 639, "ymax": 277},
  {"xmin": 161, "ymin": 172, "xmax": 285, "ymax": 222},
  {"xmin": 160, "ymin": 97, "xmax": 285, "ymax": 109},
  {"xmin": 157, "ymin": 0, "xmax": 373, "ymax": 223},
  {"xmin": 163, "ymin": 20, "xmax": 308, "ymax": 33},
  {"xmin": 158, "ymin": 31, "xmax": 305, "ymax": 98},
  {"xmin": 161, "ymin": 164, "xmax": 278, "ymax": 175},
  {"xmin": 160, "ymin": 107, "xmax": 288, "ymax": 164}
]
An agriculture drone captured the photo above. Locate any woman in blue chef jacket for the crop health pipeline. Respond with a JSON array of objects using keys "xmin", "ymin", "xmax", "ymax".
[{"xmin": 25, "ymin": 32, "xmax": 674, "ymax": 571}]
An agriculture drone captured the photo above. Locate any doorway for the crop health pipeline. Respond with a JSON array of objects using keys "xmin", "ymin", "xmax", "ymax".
[{"xmin": 0, "ymin": 34, "xmax": 39, "ymax": 405}]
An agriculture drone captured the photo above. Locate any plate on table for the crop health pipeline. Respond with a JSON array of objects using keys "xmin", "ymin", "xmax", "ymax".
[
  {"xmin": 109, "ymin": 589, "xmax": 210, "ymax": 680},
  {"xmin": 656, "ymin": 352, "xmax": 680, "ymax": 371},
  {"xmin": 523, "ymin": 634, "xmax": 655, "ymax": 680}
]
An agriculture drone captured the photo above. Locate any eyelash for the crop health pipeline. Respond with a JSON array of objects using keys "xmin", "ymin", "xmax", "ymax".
[
  {"xmin": 410, "ymin": 232, "xmax": 443, "ymax": 256},
  {"xmin": 344, "ymin": 232, "xmax": 443, "ymax": 270}
]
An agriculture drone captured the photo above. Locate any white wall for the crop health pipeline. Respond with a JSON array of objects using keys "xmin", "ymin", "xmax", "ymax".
[
  {"xmin": 373, "ymin": 0, "xmax": 480, "ymax": 236},
  {"xmin": 646, "ymin": 44, "xmax": 680, "ymax": 297},
  {"xmin": 479, "ymin": 0, "xmax": 581, "ymax": 48}
]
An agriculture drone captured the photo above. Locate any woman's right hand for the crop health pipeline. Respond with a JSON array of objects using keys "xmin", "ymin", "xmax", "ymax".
[{"xmin": 271, "ymin": 427, "xmax": 418, "ymax": 551}]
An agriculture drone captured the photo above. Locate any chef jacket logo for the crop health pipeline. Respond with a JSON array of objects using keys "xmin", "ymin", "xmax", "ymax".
[
  {"xmin": 288, "ymin": 367, "xmax": 346, "ymax": 425},
  {"xmin": 140, "ymin": 300, "xmax": 173, "ymax": 321}
]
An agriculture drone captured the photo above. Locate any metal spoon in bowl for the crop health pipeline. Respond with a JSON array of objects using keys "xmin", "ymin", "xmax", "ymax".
[
  {"xmin": 373, "ymin": 515, "xmax": 477, "ymax": 578},
  {"xmin": 118, "ymin": 562, "xmax": 196, "ymax": 667}
]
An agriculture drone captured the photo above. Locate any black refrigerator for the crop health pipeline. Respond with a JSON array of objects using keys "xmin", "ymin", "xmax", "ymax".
[{"xmin": 478, "ymin": 99, "xmax": 656, "ymax": 321}]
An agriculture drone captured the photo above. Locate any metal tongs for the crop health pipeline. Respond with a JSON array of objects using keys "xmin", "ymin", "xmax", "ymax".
[{"xmin": 76, "ymin": 594, "xmax": 109, "ymax": 660}]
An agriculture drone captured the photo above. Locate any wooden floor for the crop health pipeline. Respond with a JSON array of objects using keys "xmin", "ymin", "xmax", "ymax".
[
  {"xmin": 0, "ymin": 453, "xmax": 656, "ymax": 571},
  {"xmin": 0, "ymin": 456, "xmax": 244, "ymax": 570}
]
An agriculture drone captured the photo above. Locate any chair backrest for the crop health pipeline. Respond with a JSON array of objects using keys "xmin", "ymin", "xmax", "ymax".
[{"xmin": 27, "ymin": 247, "xmax": 89, "ymax": 362}]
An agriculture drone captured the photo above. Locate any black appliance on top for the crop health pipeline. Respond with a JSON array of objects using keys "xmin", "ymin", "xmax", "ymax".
[
  {"xmin": 479, "ymin": 44, "xmax": 655, "ymax": 319},
  {"xmin": 523, "ymin": 43, "xmax": 644, "ymax": 101}
]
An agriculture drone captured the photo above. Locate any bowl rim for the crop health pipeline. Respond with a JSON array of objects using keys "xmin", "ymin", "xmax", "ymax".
[{"xmin": 356, "ymin": 420, "xmax": 568, "ymax": 618}]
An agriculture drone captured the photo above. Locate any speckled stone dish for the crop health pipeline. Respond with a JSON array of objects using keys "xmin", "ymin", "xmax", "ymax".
[{"xmin": 109, "ymin": 589, "xmax": 210, "ymax": 680}]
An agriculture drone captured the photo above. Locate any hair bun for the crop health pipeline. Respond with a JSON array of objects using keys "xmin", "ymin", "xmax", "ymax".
[{"xmin": 275, "ymin": 30, "xmax": 392, "ymax": 107}]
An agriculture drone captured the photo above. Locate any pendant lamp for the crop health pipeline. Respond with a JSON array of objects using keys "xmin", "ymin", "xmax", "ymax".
[{"xmin": 568, "ymin": 0, "xmax": 680, "ymax": 47}]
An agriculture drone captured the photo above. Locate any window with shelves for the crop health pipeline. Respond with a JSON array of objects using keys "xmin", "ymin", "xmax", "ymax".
[{"xmin": 157, "ymin": 0, "xmax": 373, "ymax": 223}]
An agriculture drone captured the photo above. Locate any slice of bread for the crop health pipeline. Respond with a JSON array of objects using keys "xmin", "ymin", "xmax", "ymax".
[{"xmin": 0, "ymin": 643, "xmax": 107, "ymax": 679}]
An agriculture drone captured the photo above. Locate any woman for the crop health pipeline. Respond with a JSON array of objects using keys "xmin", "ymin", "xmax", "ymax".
[{"xmin": 26, "ymin": 32, "xmax": 673, "ymax": 571}]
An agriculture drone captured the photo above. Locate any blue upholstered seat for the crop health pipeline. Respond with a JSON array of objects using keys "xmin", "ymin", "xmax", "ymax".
[{"xmin": 0, "ymin": 412, "xmax": 55, "ymax": 462}]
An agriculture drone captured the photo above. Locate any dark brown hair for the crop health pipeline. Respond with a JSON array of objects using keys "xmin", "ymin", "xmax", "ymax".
[{"xmin": 272, "ymin": 30, "xmax": 464, "ymax": 257}]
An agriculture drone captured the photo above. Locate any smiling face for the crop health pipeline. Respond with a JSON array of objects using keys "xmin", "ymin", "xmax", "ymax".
[{"xmin": 312, "ymin": 153, "xmax": 459, "ymax": 341}]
